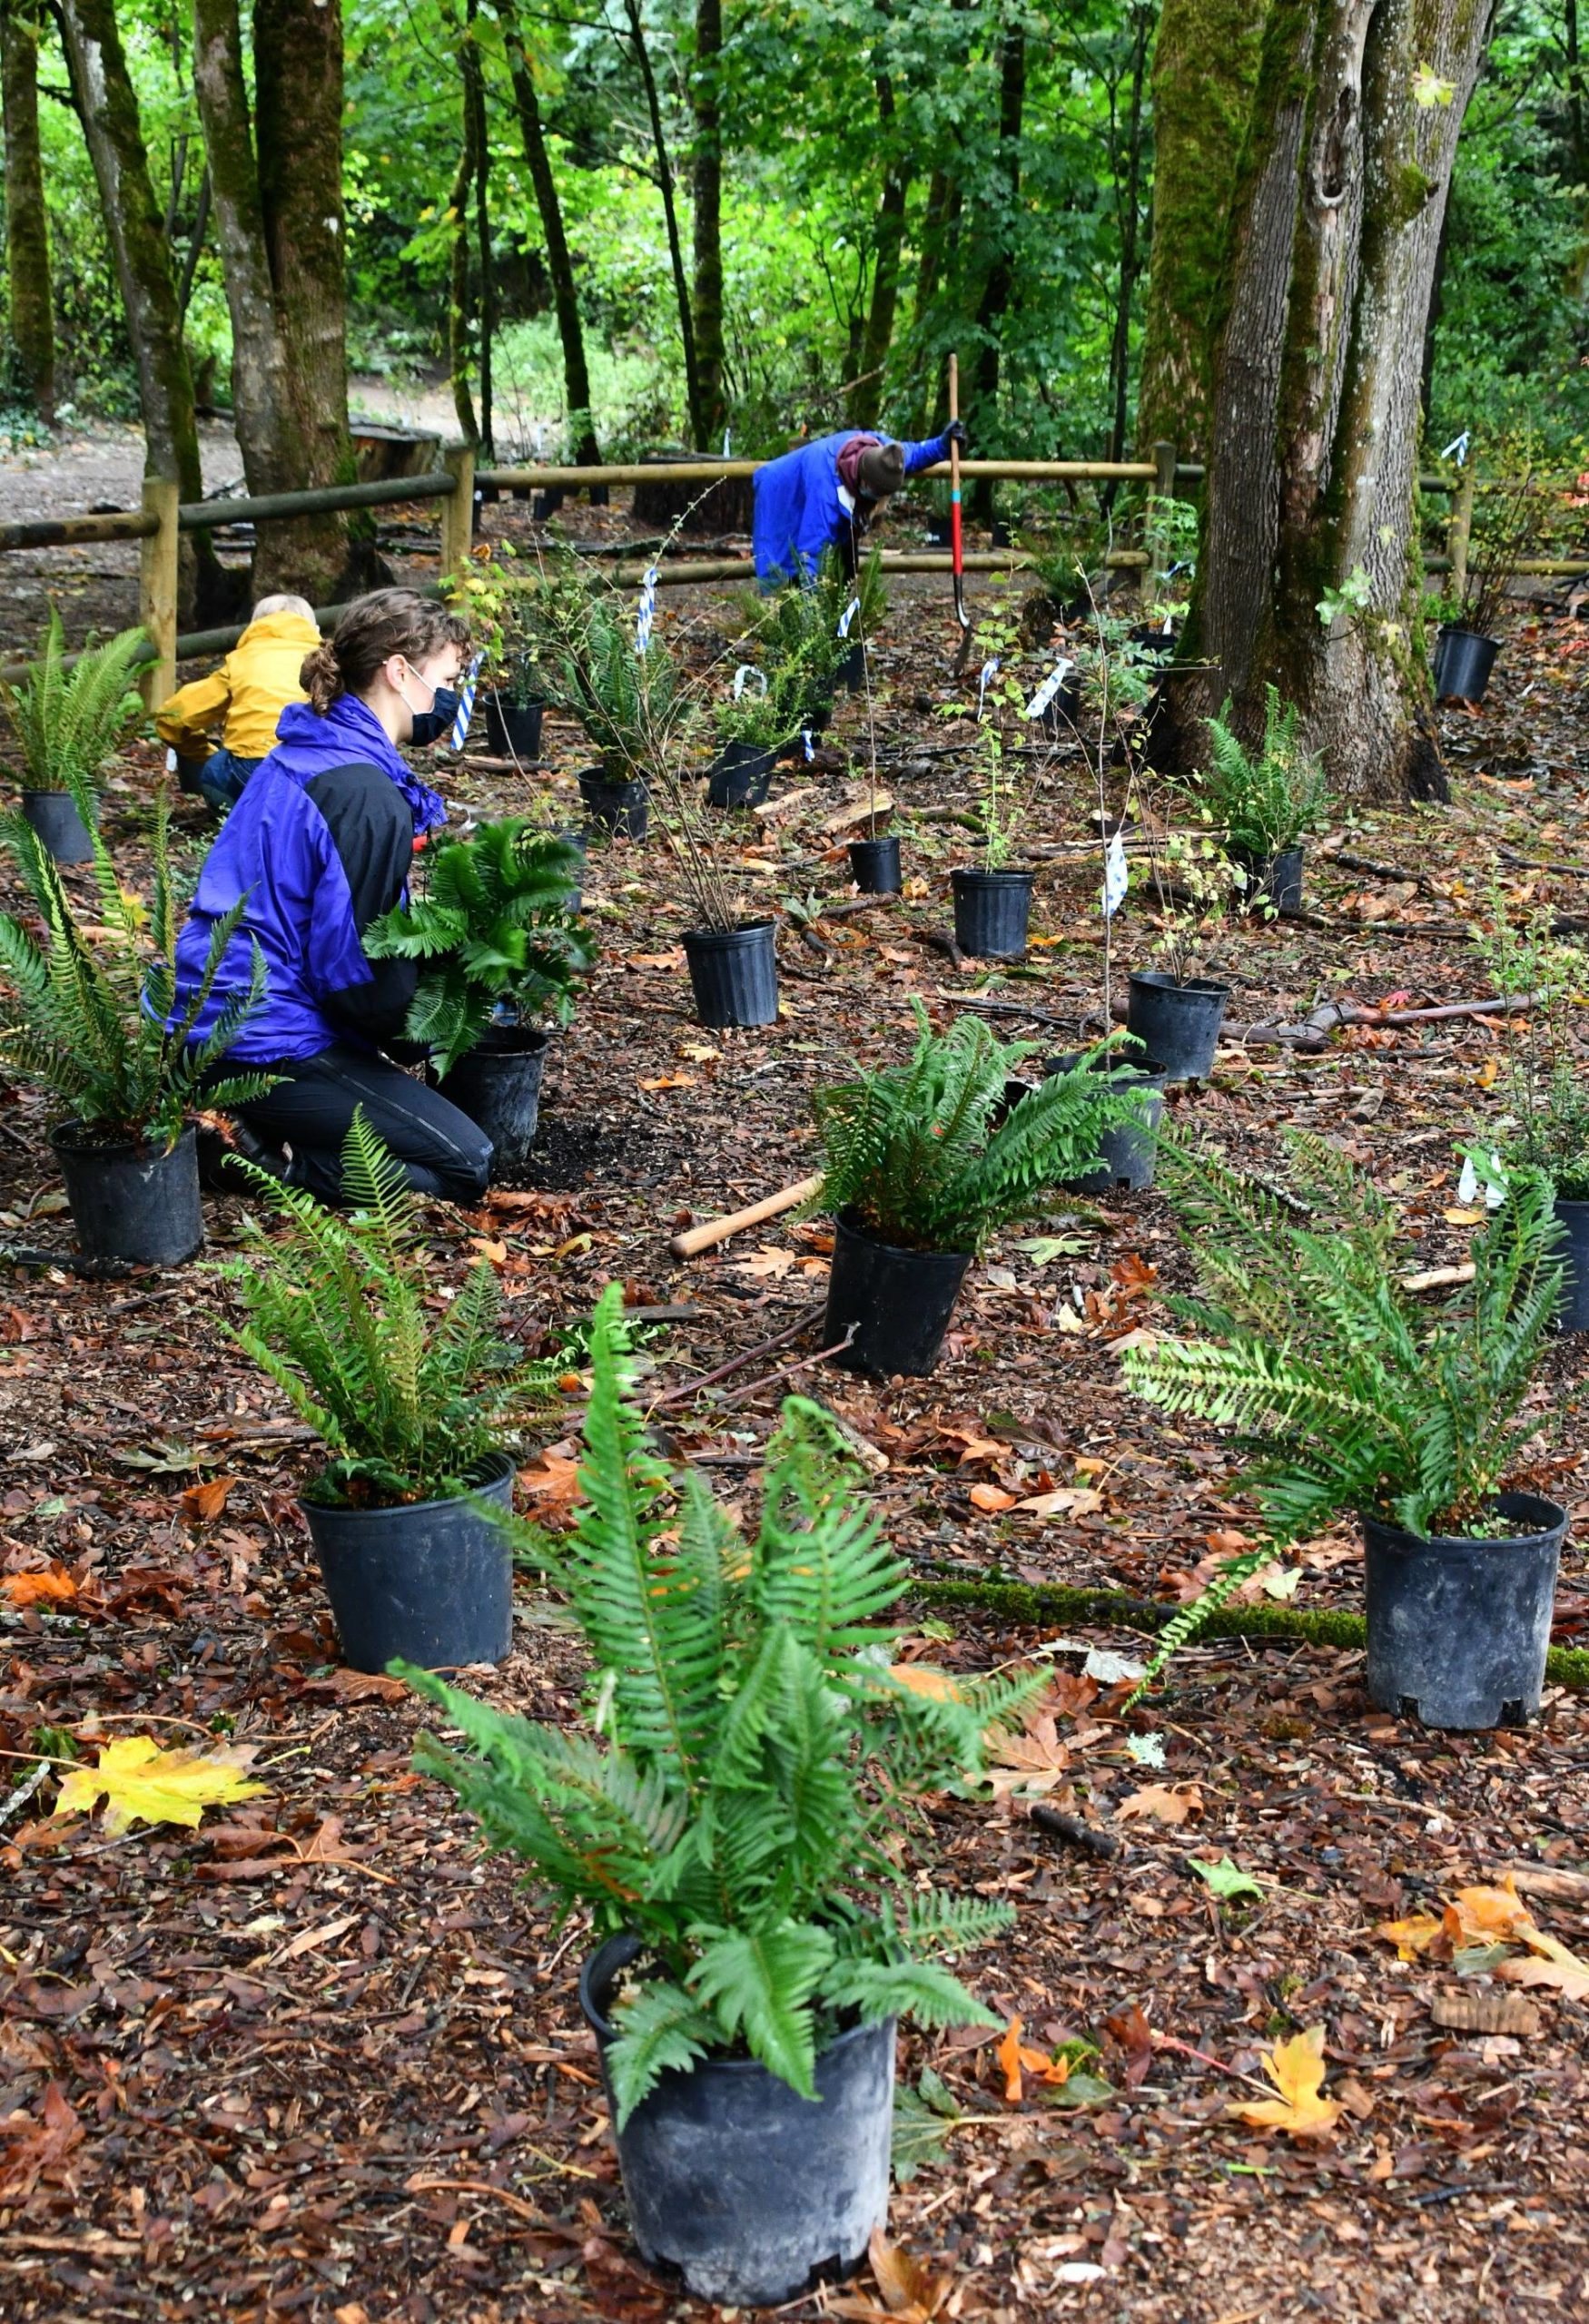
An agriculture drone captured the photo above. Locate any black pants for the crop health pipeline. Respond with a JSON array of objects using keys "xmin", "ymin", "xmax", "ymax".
[{"xmin": 235, "ymin": 1044, "xmax": 492, "ymax": 1206}]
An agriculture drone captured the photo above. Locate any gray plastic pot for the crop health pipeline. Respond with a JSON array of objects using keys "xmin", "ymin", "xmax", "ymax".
[
  {"xmin": 438, "ymin": 1028, "xmax": 548, "ymax": 1175},
  {"xmin": 23, "ymin": 788, "xmax": 95, "ymax": 864},
  {"xmin": 1361, "ymin": 1492, "xmax": 1566, "ymax": 1730},
  {"xmin": 580, "ymin": 1934, "xmax": 893, "ymax": 2307},
  {"xmin": 50, "ymin": 1121, "xmax": 203, "ymax": 1265},
  {"xmin": 1125, "ymin": 971, "xmax": 1229, "ymax": 1082},
  {"xmin": 1554, "ymin": 1196, "xmax": 1589, "ymax": 1332},
  {"xmin": 300, "ymin": 1451, "xmax": 515, "ymax": 1675}
]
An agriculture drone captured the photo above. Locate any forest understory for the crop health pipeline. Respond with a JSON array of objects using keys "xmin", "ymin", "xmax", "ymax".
[{"xmin": 1, "ymin": 480, "xmax": 1587, "ymax": 2323}]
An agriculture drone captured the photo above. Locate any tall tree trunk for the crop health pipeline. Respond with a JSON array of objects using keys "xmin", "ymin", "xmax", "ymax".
[
  {"xmin": 448, "ymin": 115, "xmax": 479, "ymax": 444},
  {"xmin": 1136, "ymin": 0, "xmax": 1270, "ymax": 458},
  {"xmin": 624, "ymin": 0, "xmax": 704, "ymax": 447},
  {"xmin": 56, "ymin": 0, "xmax": 218, "ymax": 616},
  {"xmin": 253, "ymin": 0, "xmax": 355, "ymax": 598},
  {"xmin": 1, "ymin": 0, "xmax": 54, "ymax": 419},
  {"xmin": 971, "ymin": 18, "xmax": 1024, "ymax": 517},
  {"xmin": 1106, "ymin": 5, "xmax": 1151, "ymax": 466},
  {"xmin": 499, "ymin": 3, "xmax": 599, "ymax": 464},
  {"xmin": 465, "ymin": 0, "xmax": 494, "ymax": 459},
  {"xmin": 192, "ymin": 0, "xmax": 354, "ymax": 598},
  {"xmin": 907, "ymin": 168, "xmax": 960, "ymax": 436},
  {"xmin": 690, "ymin": 0, "xmax": 725, "ymax": 442},
  {"xmin": 1189, "ymin": 0, "xmax": 1494, "ymax": 799},
  {"xmin": 848, "ymin": 71, "xmax": 911, "ymax": 429}
]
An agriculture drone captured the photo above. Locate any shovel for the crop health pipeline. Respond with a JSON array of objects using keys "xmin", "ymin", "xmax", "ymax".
[{"xmin": 948, "ymin": 353, "xmax": 972, "ymax": 675}]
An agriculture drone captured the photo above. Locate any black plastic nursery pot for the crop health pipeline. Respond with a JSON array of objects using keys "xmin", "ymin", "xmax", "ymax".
[
  {"xmin": 824, "ymin": 1209, "xmax": 972, "ymax": 1378},
  {"xmin": 849, "ymin": 834, "xmax": 902, "ymax": 894},
  {"xmin": 483, "ymin": 696, "xmax": 545, "ymax": 761},
  {"xmin": 1556, "ymin": 1197, "xmax": 1589, "ymax": 1333},
  {"xmin": 23, "ymin": 787, "xmax": 94, "ymax": 864},
  {"xmin": 1046, "ymin": 1050, "xmax": 1170, "ymax": 1195},
  {"xmin": 707, "ymin": 740, "xmax": 778, "ymax": 810},
  {"xmin": 49, "ymin": 1121, "xmax": 203, "ymax": 1266},
  {"xmin": 952, "ymin": 866, "xmax": 1035, "ymax": 959},
  {"xmin": 1434, "ymin": 625, "xmax": 1501, "ymax": 704},
  {"xmin": 1232, "ymin": 844, "xmax": 1305, "ymax": 913},
  {"xmin": 683, "ymin": 917, "xmax": 778, "ymax": 1029},
  {"xmin": 834, "ymin": 641, "xmax": 866, "ymax": 693},
  {"xmin": 580, "ymin": 1934, "xmax": 894, "ymax": 2308},
  {"xmin": 577, "ymin": 765, "xmax": 649, "ymax": 839},
  {"xmin": 438, "ymin": 1028, "xmax": 548, "ymax": 1175},
  {"xmin": 1362, "ymin": 1492, "xmax": 1567, "ymax": 1730},
  {"xmin": 1125, "ymin": 970, "xmax": 1229, "ymax": 1082},
  {"xmin": 301, "ymin": 1451, "xmax": 515, "ymax": 1676}
]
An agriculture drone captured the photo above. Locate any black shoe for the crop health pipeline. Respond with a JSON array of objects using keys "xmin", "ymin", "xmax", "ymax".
[{"xmin": 197, "ymin": 1119, "xmax": 289, "ymax": 1194}]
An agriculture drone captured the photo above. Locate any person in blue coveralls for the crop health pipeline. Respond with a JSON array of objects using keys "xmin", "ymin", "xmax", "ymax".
[
  {"xmin": 752, "ymin": 421, "xmax": 966, "ymax": 586},
  {"xmin": 166, "ymin": 588, "xmax": 493, "ymax": 1206}
]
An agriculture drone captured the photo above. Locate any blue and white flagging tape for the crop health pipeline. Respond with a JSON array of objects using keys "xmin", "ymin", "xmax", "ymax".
[
  {"xmin": 449, "ymin": 654, "xmax": 481, "ymax": 751},
  {"xmin": 635, "ymin": 565, "xmax": 659, "ymax": 655},
  {"xmin": 732, "ymin": 664, "xmax": 767, "ymax": 699},
  {"xmin": 1101, "ymin": 828, "xmax": 1129, "ymax": 920},
  {"xmin": 837, "ymin": 595, "xmax": 861, "ymax": 639},
  {"xmin": 975, "ymin": 656, "xmax": 1000, "ymax": 718},
  {"xmin": 1026, "ymin": 655, "xmax": 1073, "ymax": 721},
  {"xmin": 1441, "ymin": 430, "xmax": 1471, "ymax": 466}
]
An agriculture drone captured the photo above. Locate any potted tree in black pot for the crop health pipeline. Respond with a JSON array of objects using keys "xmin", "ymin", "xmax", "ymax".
[
  {"xmin": 706, "ymin": 667, "xmax": 791, "ymax": 810},
  {"xmin": 1122, "ymin": 1133, "xmax": 1567, "ymax": 1730},
  {"xmin": 1127, "ymin": 818, "xmax": 1240, "ymax": 1081},
  {"xmin": 227, "ymin": 1113, "xmax": 557, "ymax": 1672},
  {"xmin": 399, "ymin": 1285, "xmax": 1030, "ymax": 2307},
  {"xmin": 1198, "ymin": 685, "xmax": 1329, "ymax": 913},
  {"xmin": 1433, "ymin": 446, "xmax": 1540, "ymax": 704},
  {"xmin": 544, "ymin": 590, "xmax": 681, "ymax": 839},
  {"xmin": 952, "ymin": 724, "xmax": 1039, "ymax": 958},
  {"xmin": 0, "ymin": 610, "xmax": 147, "ymax": 863},
  {"xmin": 365, "ymin": 817, "xmax": 593, "ymax": 1173},
  {"xmin": 0, "ymin": 789, "xmax": 267, "ymax": 1265},
  {"xmin": 810, "ymin": 1004, "xmax": 1159, "ymax": 1376},
  {"xmin": 482, "ymin": 634, "xmax": 547, "ymax": 763}
]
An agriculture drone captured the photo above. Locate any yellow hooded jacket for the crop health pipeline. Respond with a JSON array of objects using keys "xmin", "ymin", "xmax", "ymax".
[{"xmin": 154, "ymin": 609, "xmax": 321, "ymax": 763}]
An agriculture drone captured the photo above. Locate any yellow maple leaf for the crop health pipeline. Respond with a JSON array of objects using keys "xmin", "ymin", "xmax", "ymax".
[
  {"xmin": 1376, "ymin": 1912, "xmax": 1444, "ymax": 1960},
  {"xmin": 52, "ymin": 1738, "xmax": 266, "ymax": 1837},
  {"xmin": 1229, "ymin": 2026, "xmax": 1343, "ymax": 2139}
]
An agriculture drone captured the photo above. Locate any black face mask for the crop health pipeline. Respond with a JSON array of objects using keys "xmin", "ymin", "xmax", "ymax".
[{"xmin": 408, "ymin": 684, "xmax": 458, "ymax": 748}]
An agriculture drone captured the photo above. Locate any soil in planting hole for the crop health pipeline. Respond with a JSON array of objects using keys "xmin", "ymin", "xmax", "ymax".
[{"xmin": 512, "ymin": 1110, "xmax": 659, "ymax": 1192}]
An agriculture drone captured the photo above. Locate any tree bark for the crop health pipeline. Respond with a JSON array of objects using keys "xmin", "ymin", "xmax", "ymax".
[
  {"xmin": 971, "ymin": 16, "xmax": 1024, "ymax": 517},
  {"xmin": 1136, "ymin": 0, "xmax": 1270, "ymax": 458},
  {"xmin": 2, "ymin": 0, "xmax": 54, "ymax": 419},
  {"xmin": 55, "ymin": 0, "xmax": 218, "ymax": 615},
  {"xmin": 1189, "ymin": 0, "xmax": 1494, "ymax": 800},
  {"xmin": 465, "ymin": 0, "xmax": 495, "ymax": 459},
  {"xmin": 848, "ymin": 71, "xmax": 911, "ymax": 429},
  {"xmin": 448, "ymin": 110, "xmax": 479, "ymax": 444},
  {"xmin": 624, "ymin": 0, "xmax": 704, "ymax": 448},
  {"xmin": 253, "ymin": 0, "xmax": 356, "ymax": 598},
  {"xmin": 1106, "ymin": 4, "xmax": 1151, "ymax": 465},
  {"xmin": 499, "ymin": 1, "xmax": 600, "ymax": 465},
  {"xmin": 690, "ymin": 0, "xmax": 725, "ymax": 442}
]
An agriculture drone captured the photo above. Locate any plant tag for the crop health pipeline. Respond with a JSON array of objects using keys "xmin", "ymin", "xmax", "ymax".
[
  {"xmin": 975, "ymin": 656, "xmax": 1000, "ymax": 718},
  {"xmin": 1101, "ymin": 828, "xmax": 1129, "ymax": 918},
  {"xmin": 836, "ymin": 595, "xmax": 861, "ymax": 638},
  {"xmin": 732, "ymin": 664, "xmax": 767, "ymax": 698},
  {"xmin": 1025, "ymin": 656, "xmax": 1072, "ymax": 720},
  {"xmin": 634, "ymin": 565, "xmax": 659, "ymax": 655}
]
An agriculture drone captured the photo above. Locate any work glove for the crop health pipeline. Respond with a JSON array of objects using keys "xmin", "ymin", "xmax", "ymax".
[{"xmin": 943, "ymin": 419, "xmax": 968, "ymax": 450}]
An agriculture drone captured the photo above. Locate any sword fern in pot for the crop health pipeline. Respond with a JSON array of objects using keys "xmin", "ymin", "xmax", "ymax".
[{"xmin": 399, "ymin": 1284, "xmax": 1035, "ymax": 2304}]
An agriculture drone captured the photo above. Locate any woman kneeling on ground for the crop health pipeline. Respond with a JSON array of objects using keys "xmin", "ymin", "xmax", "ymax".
[{"xmin": 168, "ymin": 588, "xmax": 492, "ymax": 1205}]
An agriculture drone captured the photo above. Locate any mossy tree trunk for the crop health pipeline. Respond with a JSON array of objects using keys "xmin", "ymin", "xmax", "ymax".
[
  {"xmin": 1136, "ymin": 0, "xmax": 1270, "ymax": 458},
  {"xmin": 447, "ymin": 74, "xmax": 480, "ymax": 447},
  {"xmin": 848, "ymin": 69, "xmax": 912, "ymax": 430},
  {"xmin": 625, "ymin": 0, "xmax": 705, "ymax": 448},
  {"xmin": 1, "ymin": 0, "xmax": 54, "ymax": 420},
  {"xmin": 690, "ymin": 0, "xmax": 725, "ymax": 444},
  {"xmin": 970, "ymin": 15, "xmax": 1025, "ymax": 519},
  {"xmin": 1189, "ymin": 0, "xmax": 1493, "ymax": 799},
  {"xmin": 500, "ymin": 1, "xmax": 600, "ymax": 466},
  {"xmin": 56, "ymin": 0, "xmax": 222, "ymax": 620}
]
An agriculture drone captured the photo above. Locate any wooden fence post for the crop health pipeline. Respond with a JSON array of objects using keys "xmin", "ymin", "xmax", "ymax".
[
  {"xmin": 137, "ymin": 476, "xmax": 179, "ymax": 709},
  {"xmin": 439, "ymin": 443, "xmax": 477, "ymax": 595},
  {"xmin": 1447, "ymin": 468, "xmax": 1476, "ymax": 604}
]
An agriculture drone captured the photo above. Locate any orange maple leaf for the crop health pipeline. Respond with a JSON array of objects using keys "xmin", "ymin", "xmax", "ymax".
[
  {"xmin": 1229, "ymin": 2025, "xmax": 1342, "ymax": 2139},
  {"xmin": 1, "ymin": 1567, "xmax": 78, "ymax": 1608},
  {"xmin": 995, "ymin": 2014, "xmax": 1071, "ymax": 2103}
]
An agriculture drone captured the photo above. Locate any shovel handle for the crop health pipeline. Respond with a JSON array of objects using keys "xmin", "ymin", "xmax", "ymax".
[{"xmin": 948, "ymin": 355, "xmax": 963, "ymax": 574}]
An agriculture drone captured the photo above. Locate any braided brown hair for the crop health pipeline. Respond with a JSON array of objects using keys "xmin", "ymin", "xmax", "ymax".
[{"xmin": 300, "ymin": 589, "xmax": 472, "ymax": 714}]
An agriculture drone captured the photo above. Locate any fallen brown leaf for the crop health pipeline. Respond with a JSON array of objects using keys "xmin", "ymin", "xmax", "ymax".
[{"xmin": 1118, "ymin": 1782, "xmax": 1203, "ymax": 1827}]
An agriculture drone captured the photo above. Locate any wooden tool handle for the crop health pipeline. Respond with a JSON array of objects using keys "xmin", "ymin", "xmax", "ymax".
[{"xmin": 668, "ymin": 1174, "xmax": 824, "ymax": 1261}]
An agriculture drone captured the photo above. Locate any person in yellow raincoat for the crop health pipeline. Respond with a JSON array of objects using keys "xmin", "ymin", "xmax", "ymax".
[{"xmin": 155, "ymin": 594, "xmax": 321, "ymax": 812}]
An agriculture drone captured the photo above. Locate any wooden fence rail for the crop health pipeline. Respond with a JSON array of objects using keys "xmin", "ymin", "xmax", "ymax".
[{"xmin": 0, "ymin": 438, "xmax": 1583, "ymax": 706}]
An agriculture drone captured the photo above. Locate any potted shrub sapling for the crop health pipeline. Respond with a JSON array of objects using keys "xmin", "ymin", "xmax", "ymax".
[
  {"xmin": 751, "ymin": 568, "xmax": 844, "ymax": 734},
  {"xmin": 810, "ymin": 1003, "xmax": 1159, "ymax": 1375},
  {"xmin": 1476, "ymin": 897, "xmax": 1589, "ymax": 1331},
  {"xmin": 0, "ymin": 789, "xmax": 267, "ymax": 1265},
  {"xmin": 1126, "ymin": 806, "xmax": 1239, "ymax": 1081},
  {"xmin": 484, "ymin": 633, "xmax": 548, "ymax": 763},
  {"xmin": 399, "ymin": 1285, "xmax": 1032, "ymax": 2307},
  {"xmin": 0, "ymin": 609, "xmax": 147, "ymax": 863},
  {"xmin": 706, "ymin": 665, "xmax": 790, "ymax": 810},
  {"xmin": 227, "ymin": 1112, "xmax": 557, "ymax": 1671},
  {"xmin": 544, "ymin": 587, "xmax": 682, "ymax": 838},
  {"xmin": 952, "ymin": 723, "xmax": 1040, "ymax": 958},
  {"xmin": 654, "ymin": 733, "xmax": 781, "ymax": 1028},
  {"xmin": 1434, "ymin": 439, "xmax": 1541, "ymax": 704},
  {"xmin": 1122, "ymin": 1133, "xmax": 1566, "ymax": 1730},
  {"xmin": 816, "ymin": 542, "xmax": 888, "ymax": 693},
  {"xmin": 364, "ymin": 818, "xmax": 594, "ymax": 1172},
  {"xmin": 1199, "ymin": 685, "xmax": 1329, "ymax": 912}
]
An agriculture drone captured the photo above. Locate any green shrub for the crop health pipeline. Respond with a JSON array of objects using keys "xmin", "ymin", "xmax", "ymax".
[
  {"xmin": 401, "ymin": 1285, "xmax": 1035, "ymax": 2125},
  {"xmin": 1199, "ymin": 686, "xmax": 1329, "ymax": 859},
  {"xmin": 0, "ymin": 609, "xmax": 146, "ymax": 797}
]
